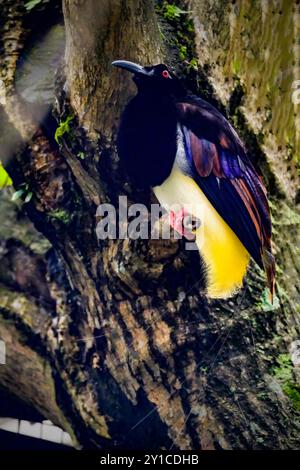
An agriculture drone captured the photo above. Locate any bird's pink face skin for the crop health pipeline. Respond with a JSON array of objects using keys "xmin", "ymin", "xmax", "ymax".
[{"xmin": 169, "ymin": 208, "xmax": 200, "ymax": 240}]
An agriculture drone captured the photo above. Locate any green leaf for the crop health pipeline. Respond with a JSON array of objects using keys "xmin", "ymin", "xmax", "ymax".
[
  {"xmin": 24, "ymin": 191, "xmax": 33, "ymax": 203},
  {"xmin": 0, "ymin": 163, "xmax": 12, "ymax": 188},
  {"xmin": 188, "ymin": 58, "xmax": 198, "ymax": 70},
  {"xmin": 163, "ymin": 4, "xmax": 189, "ymax": 20},
  {"xmin": 12, "ymin": 189, "xmax": 25, "ymax": 201},
  {"xmin": 25, "ymin": 0, "xmax": 43, "ymax": 11},
  {"xmin": 179, "ymin": 45, "xmax": 187, "ymax": 60},
  {"xmin": 55, "ymin": 116, "xmax": 74, "ymax": 144}
]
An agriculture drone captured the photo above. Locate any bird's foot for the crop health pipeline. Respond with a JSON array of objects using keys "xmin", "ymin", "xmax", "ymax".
[{"xmin": 169, "ymin": 208, "xmax": 201, "ymax": 240}]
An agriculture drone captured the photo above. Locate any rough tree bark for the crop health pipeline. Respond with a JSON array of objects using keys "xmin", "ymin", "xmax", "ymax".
[{"xmin": 0, "ymin": 0, "xmax": 299, "ymax": 450}]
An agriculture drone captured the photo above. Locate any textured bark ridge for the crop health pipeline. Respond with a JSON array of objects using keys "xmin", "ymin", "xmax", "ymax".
[
  {"xmin": 63, "ymin": 0, "xmax": 162, "ymax": 141},
  {"xmin": 188, "ymin": 0, "xmax": 300, "ymax": 200},
  {"xmin": 0, "ymin": 0, "xmax": 299, "ymax": 450}
]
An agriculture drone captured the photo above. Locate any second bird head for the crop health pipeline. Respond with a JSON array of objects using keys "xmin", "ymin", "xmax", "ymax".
[{"xmin": 112, "ymin": 60, "xmax": 185, "ymax": 97}]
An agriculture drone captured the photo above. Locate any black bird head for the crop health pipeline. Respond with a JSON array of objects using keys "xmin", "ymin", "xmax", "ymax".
[{"xmin": 112, "ymin": 60, "xmax": 185, "ymax": 98}]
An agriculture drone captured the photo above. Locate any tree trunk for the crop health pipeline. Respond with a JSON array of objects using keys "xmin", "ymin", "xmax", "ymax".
[{"xmin": 0, "ymin": 0, "xmax": 300, "ymax": 450}]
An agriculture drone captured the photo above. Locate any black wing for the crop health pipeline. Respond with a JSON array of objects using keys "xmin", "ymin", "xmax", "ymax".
[{"xmin": 176, "ymin": 97, "xmax": 275, "ymax": 296}]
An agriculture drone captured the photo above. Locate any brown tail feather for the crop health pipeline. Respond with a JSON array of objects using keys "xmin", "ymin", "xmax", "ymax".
[{"xmin": 262, "ymin": 247, "xmax": 276, "ymax": 303}]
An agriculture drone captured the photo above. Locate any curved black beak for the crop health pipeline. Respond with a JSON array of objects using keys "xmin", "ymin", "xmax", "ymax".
[{"xmin": 112, "ymin": 60, "xmax": 148, "ymax": 75}]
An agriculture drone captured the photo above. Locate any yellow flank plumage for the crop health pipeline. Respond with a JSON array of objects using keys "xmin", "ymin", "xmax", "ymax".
[{"xmin": 153, "ymin": 169, "xmax": 250, "ymax": 298}]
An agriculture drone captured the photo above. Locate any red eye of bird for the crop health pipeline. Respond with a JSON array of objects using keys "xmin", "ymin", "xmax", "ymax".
[{"xmin": 162, "ymin": 70, "xmax": 170, "ymax": 79}]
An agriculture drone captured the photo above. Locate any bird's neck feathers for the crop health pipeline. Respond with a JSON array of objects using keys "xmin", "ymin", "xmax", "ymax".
[
  {"xmin": 134, "ymin": 89, "xmax": 175, "ymax": 110},
  {"xmin": 134, "ymin": 80, "xmax": 187, "ymax": 106}
]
